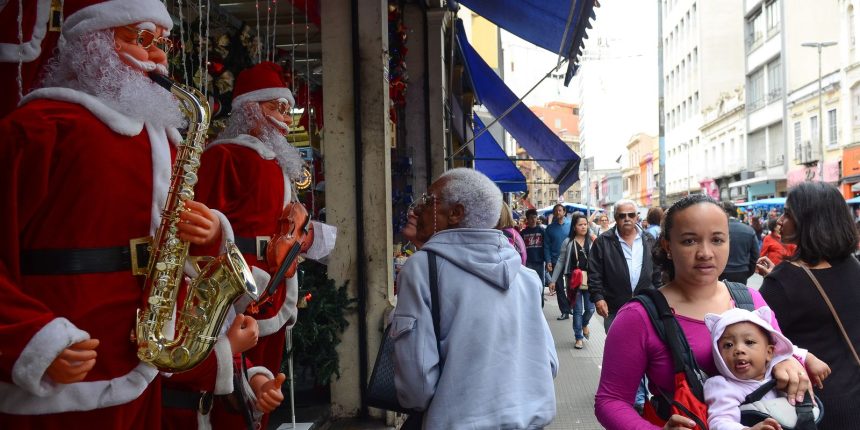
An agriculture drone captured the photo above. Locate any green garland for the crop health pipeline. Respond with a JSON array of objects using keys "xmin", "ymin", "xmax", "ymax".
[{"xmin": 290, "ymin": 261, "xmax": 357, "ymax": 386}]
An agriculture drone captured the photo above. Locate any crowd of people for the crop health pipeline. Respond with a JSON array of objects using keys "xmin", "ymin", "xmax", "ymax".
[{"xmin": 391, "ymin": 170, "xmax": 860, "ymax": 429}]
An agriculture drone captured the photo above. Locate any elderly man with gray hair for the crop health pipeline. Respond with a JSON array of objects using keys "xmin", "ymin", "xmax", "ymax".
[{"xmin": 392, "ymin": 168, "xmax": 558, "ymax": 429}]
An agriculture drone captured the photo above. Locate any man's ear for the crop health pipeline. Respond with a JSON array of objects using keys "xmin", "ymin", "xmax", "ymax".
[{"xmin": 447, "ymin": 202, "xmax": 466, "ymax": 226}]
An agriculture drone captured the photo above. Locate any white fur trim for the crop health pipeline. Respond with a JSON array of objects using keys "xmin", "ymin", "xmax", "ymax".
[
  {"xmin": 213, "ymin": 336, "xmax": 234, "ymax": 395},
  {"xmin": 247, "ymin": 366, "xmax": 275, "ymax": 383},
  {"xmin": 257, "ymin": 274, "xmax": 299, "ymax": 336},
  {"xmin": 20, "ymin": 87, "xmax": 144, "ymax": 136},
  {"xmin": 11, "ymin": 318, "xmax": 88, "ymax": 397},
  {"xmin": 167, "ymin": 127, "xmax": 182, "ymax": 145},
  {"xmin": 146, "ymin": 123, "xmax": 171, "ymax": 236},
  {"xmin": 209, "ymin": 134, "xmax": 275, "ymax": 160},
  {"xmin": 62, "ymin": 0, "xmax": 172, "ymax": 41},
  {"xmin": 0, "ymin": 362, "xmax": 158, "ymax": 414},
  {"xmin": 0, "ymin": 0, "xmax": 51, "ymax": 62},
  {"xmin": 211, "ymin": 209, "xmax": 234, "ymax": 254},
  {"xmin": 232, "ymin": 88, "xmax": 295, "ymax": 111}
]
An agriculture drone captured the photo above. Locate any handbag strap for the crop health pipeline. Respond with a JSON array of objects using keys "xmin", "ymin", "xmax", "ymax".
[
  {"xmin": 427, "ymin": 250, "xmax": 442, "ymax": 371},
  {"xmin": 799, "ymin": 264, "xmax": 860, "ymax": 368}
]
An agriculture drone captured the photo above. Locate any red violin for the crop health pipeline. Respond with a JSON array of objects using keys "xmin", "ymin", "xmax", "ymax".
[{"xmin": 261, "ymin": 201, "xmax": 314, "ymax": 300}]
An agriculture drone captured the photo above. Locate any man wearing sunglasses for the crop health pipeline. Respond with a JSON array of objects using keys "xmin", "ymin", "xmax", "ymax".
[
  {"xmin": 0, "ymin": 0, "xmax": 235, "ymax": 428},
  {"xmin": 587, "ymin": 199, "xmax": 662, "ymax": 330}
]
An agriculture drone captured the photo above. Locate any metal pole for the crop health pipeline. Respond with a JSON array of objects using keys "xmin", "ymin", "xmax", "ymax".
[
  {"xmin": 817, "ymin": 45, "xmax": 824, "ymax": 181},
  {"xmin": 657, "ymin": 0, "xmax": 666, "ymax": 207}
]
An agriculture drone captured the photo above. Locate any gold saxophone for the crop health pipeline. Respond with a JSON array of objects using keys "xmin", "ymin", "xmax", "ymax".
[{"xmin": 136, "ymin": 74, "xmax": 259, "ymax": 372}]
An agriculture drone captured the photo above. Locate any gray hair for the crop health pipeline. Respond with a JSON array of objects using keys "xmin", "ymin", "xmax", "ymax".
[
  {"xmin": 437, "ymin": 168, "xmax": 502, "ymax": 228},
  {"xmin": 612, "ymin": 199, "xmax": 638, "ymax": 217}
]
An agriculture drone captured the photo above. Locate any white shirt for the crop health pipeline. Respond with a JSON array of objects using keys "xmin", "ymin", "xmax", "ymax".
[{"xmin": 615, "ymin": 226, "xmax": 643, "ymax": 292}]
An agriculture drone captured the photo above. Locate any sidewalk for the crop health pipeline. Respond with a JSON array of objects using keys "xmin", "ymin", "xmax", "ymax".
[{"xmin": 542, "ymin": 293, "xmax": 604, "ymax": 430}]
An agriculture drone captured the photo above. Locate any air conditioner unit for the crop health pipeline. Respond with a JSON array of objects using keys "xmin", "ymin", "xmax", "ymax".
[
  {"xmin": 775, "ymin": 154, "xmax": 785, "ymax": 164},
  {"xmin": 755, "ymin": 160, "xmax": 766, "ymax": 168}
]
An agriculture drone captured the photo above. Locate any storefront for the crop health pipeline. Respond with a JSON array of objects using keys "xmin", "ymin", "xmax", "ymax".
[{"xmin": 841, "ymin": 145, "xmax": 860, "ymax": 198}]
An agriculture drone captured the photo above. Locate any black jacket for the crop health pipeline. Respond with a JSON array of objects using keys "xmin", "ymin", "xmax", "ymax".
[
  {"xmin": 588, "ymin": 226, "xmax": 662, "ymax": 314},
  {"xmin": 724, "ymin": 218, "xmax": 760, "ymax": 274}
]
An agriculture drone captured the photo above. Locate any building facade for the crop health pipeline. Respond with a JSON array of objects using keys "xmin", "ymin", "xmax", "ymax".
[
  {"xmin": 701, "ymin": 88, "xmax": 748, "ymax": 202},
  {"xmin": 662, "ymin": 0, "xmax": 745, "ymax": 203}
]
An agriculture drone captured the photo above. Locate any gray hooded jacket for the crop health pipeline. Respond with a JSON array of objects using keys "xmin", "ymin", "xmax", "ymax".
[{"xmin": 392, "ymin": 229, "xmax": 558, "ymax": 429}]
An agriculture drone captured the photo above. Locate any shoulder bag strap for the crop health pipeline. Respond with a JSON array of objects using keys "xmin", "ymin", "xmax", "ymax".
[
  {"xmin": 799, "ymin": 265, "xmax": 860, "ymax": 368},
  {"xmin": 427, "ymin": 251, "xmax": 443, "ymax": 371}
]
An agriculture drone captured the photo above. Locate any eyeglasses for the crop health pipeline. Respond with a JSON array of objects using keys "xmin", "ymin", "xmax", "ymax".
[
  {"xmin": 123, "ymin": 26, "xmax": 173, "ymax": 52},
  {"xmin": 264, "ymin": 99, "xmax": 291, "ymax": 116},
  {"xmin": 615, "ymin": 212, "xmax": 637, "ymax": 219},
  {"xmin": 412, "ymin": 193, "xmax": 438, "ymax": 213}
]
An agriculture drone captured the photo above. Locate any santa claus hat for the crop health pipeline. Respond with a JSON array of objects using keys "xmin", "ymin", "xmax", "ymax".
[
  {"xmin": 62, "ymin": 0, "xmax": 173, "ymax": 41},
  {"xmin": 232, "ymin": 61, "xmax": 296, "ymax": 111}
]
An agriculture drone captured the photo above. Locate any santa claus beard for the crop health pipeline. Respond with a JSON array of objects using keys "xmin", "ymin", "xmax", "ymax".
[
  {"xmin": 220, "ymin": 102, "xmax": 304, "ymax": 181},
  {"xmin": 42, "ymin": 30, "xmax": 184, "ymax": 129}
]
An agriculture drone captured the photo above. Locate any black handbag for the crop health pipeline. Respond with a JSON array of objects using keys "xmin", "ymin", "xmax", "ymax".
[{"xmin": 366, "ymin": 251, "xmax": 442, "ymax": 417}]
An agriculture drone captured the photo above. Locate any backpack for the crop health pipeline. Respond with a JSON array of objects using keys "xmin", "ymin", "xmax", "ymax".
[{"xmin": 633, "ymin": 282, "xmax": 754, "ymax": 430}]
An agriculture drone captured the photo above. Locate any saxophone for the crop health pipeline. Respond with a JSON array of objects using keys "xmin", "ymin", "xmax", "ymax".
[{"xmin": 136, "ymin": 74, "xmax": 259, "ymax": 372}]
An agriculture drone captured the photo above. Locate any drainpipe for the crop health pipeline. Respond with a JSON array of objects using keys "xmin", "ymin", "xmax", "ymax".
[{"xmin": 350, "ymin": 0, "xmax": 369, "ymax": 417}]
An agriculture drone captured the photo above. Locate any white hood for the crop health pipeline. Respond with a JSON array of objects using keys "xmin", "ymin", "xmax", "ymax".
[{"xmin": 704, "ymin": 306, "xmax": 795, "ymax": 383}]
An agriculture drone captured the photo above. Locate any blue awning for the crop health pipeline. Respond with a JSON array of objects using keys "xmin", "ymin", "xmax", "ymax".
[
  {"xmin": 453, "ymin": 0, "xmax": 596, "ymax": 85},
  {"xmin": 473, "ymin": 113, "xmax": 527, "ymax": 193},
  {"xmin": 457, "ymin": 20, "xmax": 581, "ymax": 193}
]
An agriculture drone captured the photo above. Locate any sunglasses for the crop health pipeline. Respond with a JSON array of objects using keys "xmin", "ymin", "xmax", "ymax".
[
  {"xmin": 616, "ymin": 212, "xmax": 637, "ymax": 219},
  {"xmin": 123, "ymin": 26, "xmax": 173, "ymax": 52}
]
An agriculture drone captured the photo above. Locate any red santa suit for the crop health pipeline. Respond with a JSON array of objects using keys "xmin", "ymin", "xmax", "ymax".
[
  {"xmin": 196, "ymin": 134, "xmax": 300, "ymax": 430},
  {"xmin": 0, "ymin": 88, "xmax": 170, "ymax": 429}
]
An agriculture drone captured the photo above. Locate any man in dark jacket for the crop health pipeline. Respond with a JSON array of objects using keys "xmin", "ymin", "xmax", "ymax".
[
  {"xmin": 588, "ymin": 199, "xmax": 662, "ymax": 331},
  {"xmin": 720, "ymin": 201, "xmax": 760, "ymax": 284}
]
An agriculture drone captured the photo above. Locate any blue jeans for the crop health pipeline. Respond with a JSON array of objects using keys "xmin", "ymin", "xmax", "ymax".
[{"xmin": 572, "ymin": 290, "xmax": 595, "ymax": 340}]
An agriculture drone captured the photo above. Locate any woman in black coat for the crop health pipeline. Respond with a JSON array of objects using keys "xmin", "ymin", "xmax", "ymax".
[{"xmin": 759, "ymin": 182, "xmax": 860, "ymax": 429}]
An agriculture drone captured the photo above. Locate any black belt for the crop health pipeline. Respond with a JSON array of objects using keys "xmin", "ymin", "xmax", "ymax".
[
  {"xmin": 162, "ymin": 388, "xmax": 214, "ymax": 414},
  {"xmin": 20, "ymin": 237, "xmax": 152, "ymax": 276},
  {"xmin": 234, "ymin": 236, "xmax": 270, "ymax": 261}
]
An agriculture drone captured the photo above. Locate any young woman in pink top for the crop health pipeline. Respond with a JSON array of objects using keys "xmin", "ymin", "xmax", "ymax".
[{"xmin": 594, "ymin": 195, "xmax": 817, "ymax": 430}]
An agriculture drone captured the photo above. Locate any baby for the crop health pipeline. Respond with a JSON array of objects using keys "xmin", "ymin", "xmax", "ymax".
[{"xmin": 703, "ymin": 307, "xmax": 829, "ymax": 430}]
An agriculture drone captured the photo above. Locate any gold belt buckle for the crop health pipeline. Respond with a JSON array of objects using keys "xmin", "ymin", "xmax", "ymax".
[
  {"xmin": 256, "ymin": 236, "xmax": 271, "ymax": 261},
  {"xmin": 129, "ymin": 236, "xmax": 153, "ymax": 276}
]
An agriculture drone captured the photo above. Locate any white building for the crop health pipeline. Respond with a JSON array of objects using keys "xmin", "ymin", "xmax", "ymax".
[
  {"xmin": 700, "ymin": 88, "xmax": 747, "ymax": 202},
  {"xmin": 739, "ymin": 0, "xmax": 839, "ymax": 200},
  {"xmin": 662, "ymin": 0, "xmax": 745, "ymax": 203},
  {"xmin": 839, "ymin": 0, "xmax": 860, "ymax": 196}
]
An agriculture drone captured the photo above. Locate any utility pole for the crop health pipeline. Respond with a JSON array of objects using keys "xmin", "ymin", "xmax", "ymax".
[
  {"xmin": 657, "ymin": 0, "xmax": 666, "ymax": 207},
  {"xmin": 801, "ymin": 41, "xmax": 837, "ymax": 181}
]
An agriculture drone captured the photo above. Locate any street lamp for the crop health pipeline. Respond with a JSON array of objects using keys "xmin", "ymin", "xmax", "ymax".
[{"xmin": 801, "ymin": 41, "xmax": 837, "ymax": 181}]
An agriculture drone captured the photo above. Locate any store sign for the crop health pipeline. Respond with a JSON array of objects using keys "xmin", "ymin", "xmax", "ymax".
[
  {"xmin": 787, "ymin": 161, "xmax": 840, "ymax": 187},
  {"xmin": 843, "ymin": 146, "xmax": 860, "ymax": 178}
]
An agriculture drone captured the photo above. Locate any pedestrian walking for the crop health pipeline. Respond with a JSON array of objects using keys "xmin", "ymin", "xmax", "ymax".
[
  {"xmin": 594, "ymin": 195, "xmax": 812, "ymax": 430},
  {"xmin": 545, "ymin": 204, "xmax": 572, "ymax": 319},
  {"xmin": 548, "ymin": 213, "xmax": 596, "ymax": 349},
  {"xmin": 758, "ymin": 182, "xmax": 860, "ymax": 429},
  {"xmin": 521, "ymin": 208, "xmax": 551, "ymax": 307},
  {"xmin": 720, "ymin": 202, "xmax": 760, "ymax": 285}
]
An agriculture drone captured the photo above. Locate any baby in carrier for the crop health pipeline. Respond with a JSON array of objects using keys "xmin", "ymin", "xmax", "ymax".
[{"xmin": 703, "ymin": 307, "xmax": 830, "ymax": 430}]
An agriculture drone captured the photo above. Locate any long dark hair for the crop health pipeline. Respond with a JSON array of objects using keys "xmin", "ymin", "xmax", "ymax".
[
  {"xmin": 652, "ymin": 194, "xmax": 726, "ymax": 281},
  {"xmin": 784, "ymin": 182, "xmax": 858, "ymax": 265},
  {"xmin": 569, "ymin": 213, "xmax": 592, "ymax": 247}
]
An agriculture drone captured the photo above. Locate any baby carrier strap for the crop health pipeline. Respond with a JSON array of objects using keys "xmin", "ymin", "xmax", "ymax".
[
  {"xmin": 725, "ymin": 281, "xmax": 754, "ymax": 311},
  {"xmin": 740, "ymin": 379, "xmax": 820, "ymax": 430}
]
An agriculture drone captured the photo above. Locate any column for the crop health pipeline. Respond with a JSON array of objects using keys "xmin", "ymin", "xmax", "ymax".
[{"xmin": 320, "ymin": 0, "xmax": 393, "ymax": 417}]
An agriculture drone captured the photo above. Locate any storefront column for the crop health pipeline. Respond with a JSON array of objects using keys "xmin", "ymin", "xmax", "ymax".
[
  {"xmin": 320, "ymin": 0, "xmax": 392, "ymax": 417},
  {"xmin": 402, "ymin": 4, "xmax": 428, "ymax": 193},
  {"xmin": 426, "ymin": 8, "xmax": 450, "ymax": 182}
]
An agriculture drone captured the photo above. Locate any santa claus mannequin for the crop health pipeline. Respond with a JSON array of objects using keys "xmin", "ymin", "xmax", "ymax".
[
  {"xmin": 0, "ymin": 0, "xmax": 240, "ymax": 428},
  {"xmin": 184, "ymin": 61, "xmax": 324, "ymax": 430}
]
